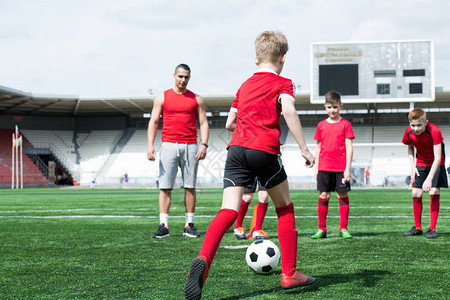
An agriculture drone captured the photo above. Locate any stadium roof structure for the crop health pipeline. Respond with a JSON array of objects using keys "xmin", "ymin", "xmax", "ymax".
[{"xmin": 1, "ymin": 84, "xmax": 450, "ymax": 118}]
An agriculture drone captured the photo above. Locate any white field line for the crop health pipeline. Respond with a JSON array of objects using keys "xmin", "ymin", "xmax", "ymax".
[
  {"xmin": 1, "ymin": 206, "xmax": 449, "ymax": 214},
  {"xmin": 221, "ymin": 245, "xmax": 249, "ymax": 250},
  {"xmin": 0, "ymin": 208, "xmax": 154, "ymax": 213}
]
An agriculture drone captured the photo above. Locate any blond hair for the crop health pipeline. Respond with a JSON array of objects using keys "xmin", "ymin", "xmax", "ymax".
[
  {"xmin": 255, "ymin": 31, "xmax": 289, "ymax": 63},
  {"xmin": 408, "ymin": 108, "xmax": 427, "ymax": 121}
]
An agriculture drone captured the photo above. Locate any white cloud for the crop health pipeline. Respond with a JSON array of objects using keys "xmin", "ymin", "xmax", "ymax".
[
  {"xmin": 350, "ymin": 19, "xmax": 399, "ymax": 41},
  {"xmin": 0, "ymin": 0, "xmax": 449, "ymax": 96}
]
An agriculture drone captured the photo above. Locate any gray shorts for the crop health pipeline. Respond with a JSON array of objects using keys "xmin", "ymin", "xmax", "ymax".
[{"xmin": 158, "ymin": 142, "xmax": 199, "ymax": 189}]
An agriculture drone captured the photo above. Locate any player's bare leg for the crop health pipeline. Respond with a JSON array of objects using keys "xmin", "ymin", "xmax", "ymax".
[
  {"xmin": 152, "ymin": 189, "xmax": 172, "ymax": 238},
  {"xmin": 184, "ymin": 188, "xmax": 200, "ymax": 237}
]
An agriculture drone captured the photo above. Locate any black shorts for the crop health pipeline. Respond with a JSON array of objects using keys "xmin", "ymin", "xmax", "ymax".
[
  {"xmin": 244, "ymin": 177, "xmax": 266, "ymax": 193},
  {"xmin": 413, "ymin": 165, "xmax": 449, "ymax": 189},
  {"xmin": 317, "ymin": 171, "xmax": 351, "ymax": 192},
  {"xmin": 223, "ymin": 146, "xmax": 287, "ymax": 189}
]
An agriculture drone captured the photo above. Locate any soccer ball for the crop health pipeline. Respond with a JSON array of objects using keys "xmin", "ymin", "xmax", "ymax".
[{"xmin": 245, "ymin": 239, "xmax": 280, "ymax": 275}]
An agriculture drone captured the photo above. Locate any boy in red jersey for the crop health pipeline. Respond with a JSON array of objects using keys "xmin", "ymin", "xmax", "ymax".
[
  {"xmin": 184, "ymin": 31, "xmax": 316, "ymax": 300},
  {"xmin": 402, "ymin": 108, "xmax": 447, "ymax": 239},
  {"xmin": 311, "ymin": 91, "xmax": 355, "ymax": 239},
  {"xmin": 226, "ymin": 108, "xmax": 270, "ymax": 240}
]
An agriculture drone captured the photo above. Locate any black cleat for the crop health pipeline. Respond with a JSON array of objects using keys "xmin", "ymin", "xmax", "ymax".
[
  {"xmin": 426, "ymin": 228, "xmax": 438, "ymax": 239},
  {"xmin": 404, "ymin": 226, "xmax": 422, "ymax": 236},
  {"xmin": 185, "ymin": 256, "xmax": 209, "ymax": 300},
  {"xmin": 183, "ymin": 223, "xmax": 201, "ymax": 238},
  {"xmin": 152, "ymin": 223, "xmax": 170, "ymax": 238}
]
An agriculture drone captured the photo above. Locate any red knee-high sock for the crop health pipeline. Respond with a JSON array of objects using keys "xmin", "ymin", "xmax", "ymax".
[
  {"xmin": 338, "ymin": 196, "xmax": 349, "ymax": 231},
  {"xmin": 412, "ymin": 197, "xmax": 423, "ymax": 229},
  {"xmin": 429, "ymin": 195, "xmax": 440, "ymax": 230},
  {"xmin": 235, "ymin": 199, "xmax": 250, "ymax": 228},
  {"xmin": 254, "ymin": 202, "xmax": 268, "ymax": 231},
  {"xmin": 276, "ymin": 202, "xmax": 298, "ymax": 277},
  {"xmin": 199, "ymin": 209, "xmax": 238, "ymax": 268},
  {"xmin": 318, "ymin": 197, "xmax": 329, "ymax": 231}
]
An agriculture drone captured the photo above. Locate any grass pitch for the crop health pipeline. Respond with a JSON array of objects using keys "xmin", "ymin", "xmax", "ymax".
[{"xmin": 0, "ymin": 188, "xmax": 448, "ymax": 299}]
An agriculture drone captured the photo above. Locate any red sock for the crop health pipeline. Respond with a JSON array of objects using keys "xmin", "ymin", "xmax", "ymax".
[
  {"xmin": 254, "ymin": 202, "xmax": 268, "ymax": 231},
  {"xmin": 199, "ymin": 209, "xmax": 238, "ymax": 268},
  {"xmin": 338, "ymin": 196, "xmax": 349, "ymax": 231},
  {"xmin": 276, "ymin": 202, "xmax": 297, "ymax": 277},
  {"xmin": 235, "ymin": 199, "xmax": 250, "ymax": 228},
  {"xmin": 412, "ymin": 197, "xmax": 423, "ymax": 229},
  {"xmin": 429, "ymin": 195, "xmax": 440, "ymax": 230},
  {"xmin": 318, "ymin": 197, "xmax": 329, "ymax": 231}
]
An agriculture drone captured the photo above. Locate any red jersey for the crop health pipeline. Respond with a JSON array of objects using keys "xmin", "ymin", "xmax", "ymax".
[
  {"xmin": 162, "ymin": 89, "xmax": 198, "ymax": 144},
  {"xmin": 402, "ymin": 123, "xmax": 445, "ymax": 167},
  {"xmin": 227, "ymin": 70, "xmax": 296, "ymax": 155},
  {"xmin": 314, "ymin": 118, "xmax": 355, "ymax": 172}
]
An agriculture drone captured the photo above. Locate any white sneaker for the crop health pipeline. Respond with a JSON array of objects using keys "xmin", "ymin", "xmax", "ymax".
[
  {"xmin": 233, "ymin": 227, "xmax": 247, "ymax": 240},
  {"xmin": 252, "ymin": 229, "xmax": 270, "ymax": 239}
]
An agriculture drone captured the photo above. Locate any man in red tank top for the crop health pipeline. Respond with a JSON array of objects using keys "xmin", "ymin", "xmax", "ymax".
[{"xmin": 147, "ymin": 64, "xmax": 209, "ymax": 239}]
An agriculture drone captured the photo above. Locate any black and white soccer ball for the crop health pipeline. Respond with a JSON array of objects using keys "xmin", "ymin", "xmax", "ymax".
[{"xmin": 245, "ymin": 239, "xmax": 280, "ymax": 274}]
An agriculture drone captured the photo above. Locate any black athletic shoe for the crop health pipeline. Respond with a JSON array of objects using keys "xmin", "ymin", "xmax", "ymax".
[
  {"xmin": 183, "ymin": 223, "xmax": 200, "ymax": 238},
  {"xmin": 426, "ymin": 228, "xmax": 438, "ymax": 239},
  {"xmin": 152, "ymin": 223, "xmax": 170, "ymax": 238},
  {"xmin": 184, "ymin": 256, "xmax": 209, "ymax": 300},
  {"xmin": 404, "ymin": 226, "xmax": 423, "ymax": 236}
]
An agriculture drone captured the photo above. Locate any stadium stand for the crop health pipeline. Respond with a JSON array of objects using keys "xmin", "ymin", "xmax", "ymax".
[
  {"xmin": 2, "ymin": 122, "xmax": 447, "ymax": 188},
  {"xmin": 1, "ymin": 84, "xmax": 449, "ymax": 188},
  {"xmin": 96, "ymin": 129, "xmax": 158, "ymax": 186},
  {"xmin": 21, "ymin": 130, "xmax": 77, "ymax": 173},
  {"xmin": 0, "ymin": 129, "xmax": 48, "ymax": 187}
]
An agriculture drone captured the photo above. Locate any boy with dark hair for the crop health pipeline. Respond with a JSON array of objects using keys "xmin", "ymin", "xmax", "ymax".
[
  {"xmin": 402, "ymin": 108, "xmax": 447, "ymax": 239},
  {"xmin": 184, "ymin": 31, "xmax": 316, "ymax": 300},
  {"xmin": 311, "ymin": 91, "xmax": 355, "ymax": 239}
]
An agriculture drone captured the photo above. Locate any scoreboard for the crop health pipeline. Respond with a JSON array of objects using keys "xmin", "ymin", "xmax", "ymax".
[{"xmin": 310, "ymin": 40, "xmax": 434, "ymax": 104}]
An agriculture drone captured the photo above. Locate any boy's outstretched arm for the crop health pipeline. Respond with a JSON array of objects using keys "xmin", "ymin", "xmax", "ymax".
[
  {"xmin": 281, "ymin": 96, "xmax": 315, "ymax": 167},
  {"xmin": 344, "ymin": 138, "xmax": 353, "ymax": 182},
  {"xmin": 314, "ymin": 141, "xmax": 321, "ymax": 180},
  {"xmin": 407, "ymin": 144, "xmax": 417, "ymax": 183}
]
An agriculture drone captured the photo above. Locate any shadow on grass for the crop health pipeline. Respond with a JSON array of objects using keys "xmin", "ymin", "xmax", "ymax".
[{"xmin": 217, "ymin": 269, "xmax": 391, "ymax": 299}]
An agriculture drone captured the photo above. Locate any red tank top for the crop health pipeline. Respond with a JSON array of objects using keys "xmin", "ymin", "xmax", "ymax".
[{"xmin": 162, "ymin": 89, "xmax": 198, "ymax": 144}]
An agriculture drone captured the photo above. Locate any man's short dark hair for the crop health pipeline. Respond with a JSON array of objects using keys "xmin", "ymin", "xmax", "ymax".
[{"xmin": 175, "ymin": 64, "xmax": 191, "ymax": 73}]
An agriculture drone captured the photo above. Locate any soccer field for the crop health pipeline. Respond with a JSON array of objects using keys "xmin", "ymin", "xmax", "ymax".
[{"xmin": 0, "ymin": 188, "xmax": 448, "ymax": 299}]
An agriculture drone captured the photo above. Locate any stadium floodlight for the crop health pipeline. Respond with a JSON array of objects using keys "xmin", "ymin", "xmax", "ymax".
[{"xmin": 310, "ymin": 40, "xmax": 434, "ymax": 104}]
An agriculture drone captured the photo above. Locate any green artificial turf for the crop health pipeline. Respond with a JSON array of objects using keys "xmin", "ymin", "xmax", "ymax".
[{"xmin": 0, "ymin": 188, "xmax": 448, "ymax": 299}]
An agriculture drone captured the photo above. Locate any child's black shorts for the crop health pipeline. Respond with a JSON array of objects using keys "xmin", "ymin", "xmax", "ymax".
[
  {"xmin": 317, "ymin": 171, "xmax": 351, "ymax": 192},
  {"xmin": 413, "ymin": 165, "xmax": 449, "ymax": 189},
  {"xmin": 223, "ymin": 146, "xmax": 287, "ymax": 190},
  {"xmin": 244, "ymin": 177, "xmax": 266, "ymax": 193}
]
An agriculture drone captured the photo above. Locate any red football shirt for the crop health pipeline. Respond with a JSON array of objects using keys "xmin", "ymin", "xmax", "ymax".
[
  {"xmin": 162, "ymin": 89, "xmax": 198, "ymax": 144},
  {"xmin": 227, "ymin": 70, "xmax": 296, "ymax": 155},
  {"xmin": 402, "ymin": 123, "xmax": 445, "ymax": 167},
  {"xmin": 314, "ymin": 118, "xmax": 355, "ymax": 172}
]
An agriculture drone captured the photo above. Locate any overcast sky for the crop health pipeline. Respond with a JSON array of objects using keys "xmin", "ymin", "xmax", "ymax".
[{"xmin": 1, "ymin": 0, "xmax": 449, "ymax": 98}]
